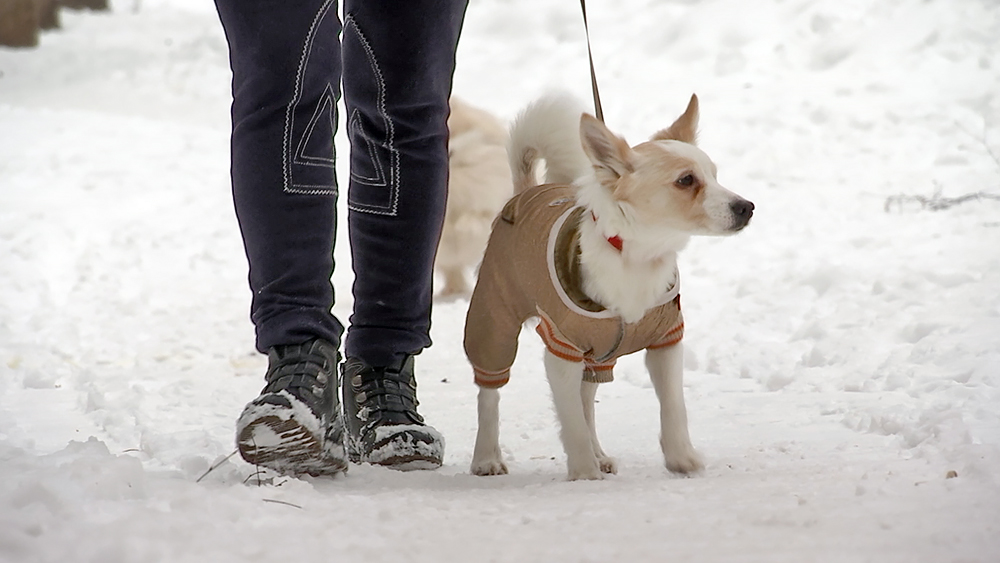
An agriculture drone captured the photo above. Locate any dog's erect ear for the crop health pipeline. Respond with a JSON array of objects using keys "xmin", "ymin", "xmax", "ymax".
[
  {"xmin": 580, "ymin": 114, "xmax": 635, "ymax": 184},
  {"xmin": 651, "ymin": 94, "xmax": 699, "ymax": 145}
]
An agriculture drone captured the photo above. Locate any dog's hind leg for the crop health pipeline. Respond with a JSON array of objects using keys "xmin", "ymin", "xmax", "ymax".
[
  {"xmin": 645, "ymin": 344, "xmax": 704, "ymax": 474},
  {"xmin": 581, "ymin": 380, "xmax": 617, "ymax": 474},
  {"xmin": 438, "ymin": 266, "xmax": 468, "ymax": 297},
  {"xmin": 471, "ymin": 387, "xmax": 508, "ymax": 475},
  {"xmin": 545, "ymin": 351, "xmax": 603, "ymax": 480}
]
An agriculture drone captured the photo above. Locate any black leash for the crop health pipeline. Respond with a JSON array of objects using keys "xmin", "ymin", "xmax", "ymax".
[{"xmin": 579, "ymin": 0, "xmax": 604, "ymax": 122}]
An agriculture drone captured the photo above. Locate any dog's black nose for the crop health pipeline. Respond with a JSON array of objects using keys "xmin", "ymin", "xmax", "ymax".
[{"xmin": 730, "ymin": 199, "xmax": 754, "ymax": 230}]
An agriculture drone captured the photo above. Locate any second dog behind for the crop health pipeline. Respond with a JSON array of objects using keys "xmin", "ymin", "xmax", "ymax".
[{"xmin": 437, "ymin": 98, "xmax": 513, "ymax": 297}]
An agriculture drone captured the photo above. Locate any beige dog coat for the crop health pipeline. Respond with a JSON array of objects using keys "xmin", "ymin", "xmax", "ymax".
[{"xmin": 464, "ymin": 184, "xmax": 684, "ymax": 388}]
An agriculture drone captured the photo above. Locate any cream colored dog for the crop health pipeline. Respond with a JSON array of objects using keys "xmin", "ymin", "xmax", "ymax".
[
  {"xmin": 438, "ymin": 98, "xmax": 513, "ymax": 297},
  {"xmin": 465, "ymin": 93, "xmax": 753, "ymax": 480}
]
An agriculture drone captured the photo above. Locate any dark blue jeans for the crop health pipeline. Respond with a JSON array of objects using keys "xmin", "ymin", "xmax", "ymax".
[{"xmin": 215, "ymin": 0, "xmax": 468, "ymax": 366}]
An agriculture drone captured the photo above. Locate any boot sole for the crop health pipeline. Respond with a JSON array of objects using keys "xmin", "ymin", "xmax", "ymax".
[
  {"xmin": 347, "ymin": 427, "xmax": 444, "ymax": 471},
  {"xmin": 237, "ymin": 415, "xmax": 348, "ymax": 477},
  {"xmin": 376, "ymin": 457, "xmax": 443, "ymax": 471},
  {"xmin": 348, "ymin": 449, "xmax": 443, "ymax": 471}
]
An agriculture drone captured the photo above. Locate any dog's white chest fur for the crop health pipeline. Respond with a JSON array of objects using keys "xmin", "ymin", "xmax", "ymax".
[{"xmin": 575, "ymin": 202, "xmax": 684, "ymax": 324}]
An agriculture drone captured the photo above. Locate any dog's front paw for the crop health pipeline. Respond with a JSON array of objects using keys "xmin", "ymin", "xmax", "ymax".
[
  {"xmin": 597, "ymin": 454, "xmax": 618, "ymax": 475},
  {"xmin": 663, "ymin": 445, "xmax": 704, "ymax": 475},
  {"xmin": 566, "ymin": 458, "xmax": 604, "ymax": 481},
  {"xmin": 567, "ymin": 468, "xmax": 604, "ymax": 481},
  {"xmin": 471, "ymin": 458, "xmax": 508, "ymax": 476}
]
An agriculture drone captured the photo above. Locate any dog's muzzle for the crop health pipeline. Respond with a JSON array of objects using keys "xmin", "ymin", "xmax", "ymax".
[{"xmin": 729, "ymin": 198, "xmax": 754, "ymax": 231}]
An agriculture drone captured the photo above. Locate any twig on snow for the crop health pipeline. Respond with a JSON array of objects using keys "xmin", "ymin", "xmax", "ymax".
[
  {"xmin": 196, "ymin": 449, "xmax": 239, "ymax": 483},
  {"xmin": 262, "ymin": 498, "xmax": 303, "ymax": 510},
  {"xmin": 244, "ymin": 466, "xmax": 269, "ymax": 487},
  {"xmin": 884, "ymin": 190, "xmax": 1000, "ymax": 212},
  {"xmin": 955, "ymin": 115, "xmax": 1000, "ymax": 171}
]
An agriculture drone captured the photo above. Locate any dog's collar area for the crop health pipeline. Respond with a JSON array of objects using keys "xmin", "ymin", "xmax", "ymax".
[
  {"xmin": 550, "ymin": 205, "xmax": 682, "ymax": 319},
  {"xmin": 590, "ymin": 211, "xmax": 623, "ymax": 252},
  {"xmin": 583, "ymin": 209, "xmax": 682, "ymax": 308}
]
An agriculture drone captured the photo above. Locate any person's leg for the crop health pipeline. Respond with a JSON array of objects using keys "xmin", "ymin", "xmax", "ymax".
[
  {"xmin": 339, "ymin": 0, "xmax": 468, "ymax": 468},
  {"xmin": 341, "ymin": 0, "xmax": 468, "ymax": 366},
  {"xmin": 216, "ymin": 0, "xmax": 348, "ymax": 475},
  {"xmin": 216, "ymin": 0, "xmax": 344, "ymax": 353}
]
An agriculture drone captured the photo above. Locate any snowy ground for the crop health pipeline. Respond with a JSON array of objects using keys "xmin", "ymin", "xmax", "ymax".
[{"xmin": 1, "ymin": 0, "xmax": 999, "ymax": 561}]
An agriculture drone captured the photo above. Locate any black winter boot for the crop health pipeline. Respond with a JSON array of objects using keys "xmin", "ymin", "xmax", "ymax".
[
  {"xmin": 342, "ymin": 355, "xmax": 444, "ymax": 470},
  {"xmin": 236, "ymin": 339, "xmax": 347, "ymax": 476}
]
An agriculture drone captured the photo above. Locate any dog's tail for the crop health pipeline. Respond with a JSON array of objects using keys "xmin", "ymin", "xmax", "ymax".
[{"xmin": 507, "ymin": 93, "xmax": 593, "ymax": 194}]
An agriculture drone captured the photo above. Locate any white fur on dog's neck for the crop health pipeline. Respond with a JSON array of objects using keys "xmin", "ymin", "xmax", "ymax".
[{"xmin": 574, "ymin": 176, "xmax": 689, "ymax": 323}]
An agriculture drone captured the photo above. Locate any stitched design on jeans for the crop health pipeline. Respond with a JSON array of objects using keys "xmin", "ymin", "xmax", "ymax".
[
  {"xmin": 282, "ymin": 0, "xmax": 338, "ymax": 196},
  {"xmin": 347, "ymin": 108, "xmax": 387, "ymax": 186},
  {"xmin": 344, "ymin": 14, "xmax": 399, "ymax": 216},
  {"xmin": 293, "ymin": 83, "xmax": 338, "ymax": 167}
]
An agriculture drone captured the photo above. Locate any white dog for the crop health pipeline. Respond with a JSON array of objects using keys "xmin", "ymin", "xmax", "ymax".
[
  {"xmin": 464, "ymin": 93, "xmax": 753, "ymax": 480},
  {"xmin": 437, "ymin": 98, "xmax": 513, "ymax": 297}
]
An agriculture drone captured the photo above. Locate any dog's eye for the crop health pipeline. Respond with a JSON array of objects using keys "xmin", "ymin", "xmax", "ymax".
[{"xmin": 675, "ymin": 174, "xmax": 696, "ymax": 188}]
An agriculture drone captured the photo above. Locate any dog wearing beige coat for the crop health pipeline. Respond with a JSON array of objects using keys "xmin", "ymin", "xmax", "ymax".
[{"xmin": 464, "ymin": 93, "xmax": 753, "ymax": 480}]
